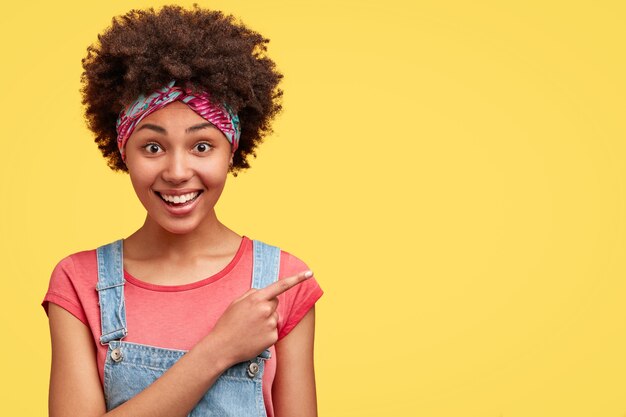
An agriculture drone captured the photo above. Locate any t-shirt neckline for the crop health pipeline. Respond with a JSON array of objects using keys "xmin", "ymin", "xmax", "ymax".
[{"xmin": 122, "ymin": 236, "xmax": 250, "ymax": 292}]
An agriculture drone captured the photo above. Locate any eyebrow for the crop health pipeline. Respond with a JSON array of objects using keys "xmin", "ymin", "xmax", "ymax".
[{"xmin": 135, "ymin": 122, "xmax": 218, "ymax": 134}]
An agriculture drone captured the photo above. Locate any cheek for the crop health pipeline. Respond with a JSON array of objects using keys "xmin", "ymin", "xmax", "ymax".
[
  {"xmin": 128, "ymin": 169, "xmax": 156, "ymax": 198},
  {"xmin": 199, "ymin": 160, "xmax": 231, "ymax": 183},
  {"xmin": 202, "ymin": 171, "xmax": 228, "ymax": 189}
]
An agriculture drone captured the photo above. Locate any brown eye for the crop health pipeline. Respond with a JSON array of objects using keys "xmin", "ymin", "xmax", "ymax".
[
  {"xmin": 144, "ymin": 143, "xmax": 162, "ymax": 154},
  {"xmin": 194, "ymin": 142, "xmax": 212, "ymax": 153}
]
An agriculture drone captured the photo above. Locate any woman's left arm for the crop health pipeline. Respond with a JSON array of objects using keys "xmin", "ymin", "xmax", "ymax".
[{"xmin": 272, "ymin": 306, "xmax": 318, "ymax": 417}]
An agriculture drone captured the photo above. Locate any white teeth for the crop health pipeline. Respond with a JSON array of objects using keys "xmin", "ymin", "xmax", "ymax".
[{"xmin": 160, "ymin": 192, "xmax": 199, "ymax": 204}]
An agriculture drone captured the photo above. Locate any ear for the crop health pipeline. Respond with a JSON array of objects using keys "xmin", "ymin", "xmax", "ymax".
[{"xmin": 229, "ymin": 155, "xmax": 234, "ymax": 167}]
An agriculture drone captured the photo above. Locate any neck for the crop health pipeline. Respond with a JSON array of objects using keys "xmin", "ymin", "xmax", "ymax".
[{"xmin": 126, "ymin": 210, "xmax": 239, "ymax": 261}]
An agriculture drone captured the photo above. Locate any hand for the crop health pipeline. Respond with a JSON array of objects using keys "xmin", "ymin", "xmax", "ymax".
[{"xmin": 207, "ymin": 270, "xmax": 314, "ymax": 366}]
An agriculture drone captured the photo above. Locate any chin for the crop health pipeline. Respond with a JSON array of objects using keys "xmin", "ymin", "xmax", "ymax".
[
  {"xmin": 162, "ymin": 226, "xmax": 194, "ymax": 235},
  {"xmin": 159, "ymin": 222, "xmax": 202, "ymax": 235},
  {"xmin": 145, "ymin": 213, "xmax": 205, "ymax": 235}
]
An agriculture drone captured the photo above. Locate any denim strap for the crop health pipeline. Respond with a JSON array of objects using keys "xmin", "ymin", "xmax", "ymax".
[
  {"xmin": 251, "ymin": 240, "xmax": 280, "ymax": 360},
  {"xmin": 96, "ymin": 239, "xmax": 128, "ymax": 345},
  {"xmin": 251, "ymin": 240, "xmax": 281, "ymax": 290}
]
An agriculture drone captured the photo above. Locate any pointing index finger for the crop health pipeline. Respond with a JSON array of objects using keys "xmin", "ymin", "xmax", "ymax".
[{"xmin": 257, "ymin": 270, "xmax": 313, "ymax": 299}]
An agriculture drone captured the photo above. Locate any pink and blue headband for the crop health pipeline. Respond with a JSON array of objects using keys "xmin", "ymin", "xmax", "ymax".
[{"xmin": 116, "ymin": 81, "xmax": 241, "ymax": 161}]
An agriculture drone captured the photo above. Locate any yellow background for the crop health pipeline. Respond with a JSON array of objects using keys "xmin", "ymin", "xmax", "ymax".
[{"xmin": 1, "ymin": 0, "xmax": 625, "ymax": 416}]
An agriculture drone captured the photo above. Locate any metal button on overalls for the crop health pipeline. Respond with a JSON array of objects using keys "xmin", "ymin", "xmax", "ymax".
[
  {"xmin": 111, "ymin": 347, "xmax": 123, "ymax": 363},
  {"xmin": 247, "ymin": 361, "xmax": 259, "ymax": 377}
]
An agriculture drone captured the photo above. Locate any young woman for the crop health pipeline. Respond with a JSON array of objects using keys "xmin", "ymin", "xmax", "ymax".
[{"xmin": 41, "ymin": 5, "xmax": 323, "ymax": 417}]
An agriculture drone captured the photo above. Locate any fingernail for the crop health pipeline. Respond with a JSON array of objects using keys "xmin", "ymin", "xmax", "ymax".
[{"xmin": 304, "ymin": 270, "xmax": 313, "ymax": 278}]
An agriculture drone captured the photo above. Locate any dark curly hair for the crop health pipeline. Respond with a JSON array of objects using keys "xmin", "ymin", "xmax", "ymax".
[{"xmin": 81, "ymin": 4, "xmax": 283, "ymax": 175}]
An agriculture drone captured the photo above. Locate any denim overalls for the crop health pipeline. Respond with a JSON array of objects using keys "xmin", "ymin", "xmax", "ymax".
[{"xmin": 96, "ymin": 238, "xmax": 280, "ymax": 416}]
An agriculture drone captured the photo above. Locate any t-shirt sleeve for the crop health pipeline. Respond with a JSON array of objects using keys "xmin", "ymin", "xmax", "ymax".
[
  {"xmin": 277, "ymin": 251, "xmax": 323, "ymax": 340},
  {"xmin": 41, "ymin": 255, "xmax": 89, "ymax": 325}
]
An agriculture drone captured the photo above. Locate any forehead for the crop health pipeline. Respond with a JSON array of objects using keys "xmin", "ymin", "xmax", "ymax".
[{"xmin": 138, "ymin": 101, "xmax": 207, "ymax": 127}]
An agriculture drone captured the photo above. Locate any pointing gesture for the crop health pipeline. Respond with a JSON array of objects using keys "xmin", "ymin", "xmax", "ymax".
[
  {"xmin": 255, "ymin": 270, "xmax": 313, "ymax": 300},
  {"xmin": 207, "ymin": 270, "xmax": 314, "ymax": 367}
]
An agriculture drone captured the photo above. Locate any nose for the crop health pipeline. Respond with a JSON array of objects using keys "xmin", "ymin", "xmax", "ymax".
[{"xmin": 161, "ymin": 151, "xmax": 193, "ymax": 184}]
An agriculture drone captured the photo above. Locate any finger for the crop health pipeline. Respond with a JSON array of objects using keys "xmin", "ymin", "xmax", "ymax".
[
  {"xmin": 256, "ymin": 270, "xmax": 313, "ymax": 300},
  {"xmin": 269, "ymin": 311, "xmax": 279, "ymax": 328},
  {"xmin": 267, "ymin": 298, "xmax": 279, "ymax": 314}
]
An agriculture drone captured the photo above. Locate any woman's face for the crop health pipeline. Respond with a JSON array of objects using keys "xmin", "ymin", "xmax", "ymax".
[{"xmin": 124, "ymin": 101, "xmax": 233, "ymax": 235}]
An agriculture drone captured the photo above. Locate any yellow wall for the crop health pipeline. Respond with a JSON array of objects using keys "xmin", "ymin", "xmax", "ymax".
[{"xmin": 2, "ymin": 1, "xmax": 625, "ymax": 416}]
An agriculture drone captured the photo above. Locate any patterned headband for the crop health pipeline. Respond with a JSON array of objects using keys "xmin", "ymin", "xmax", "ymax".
[{"xmin": 115, "ymin": 80, "xmax": 241, "ymax": 161}]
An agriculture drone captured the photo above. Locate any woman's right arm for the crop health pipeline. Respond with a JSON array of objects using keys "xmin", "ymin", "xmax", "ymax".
[
  {"xmin": 48, "ymin": 303, "xmax": 230, "ymax": 417},
  {"xmin": 48, "ymin": 270, "xmax": 313, "ymax": 417}
]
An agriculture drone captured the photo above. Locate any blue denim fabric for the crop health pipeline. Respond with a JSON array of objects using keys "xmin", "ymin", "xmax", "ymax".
[{"xmin": 96, "ymin": 239, "xmax": 280, "ymax": 416}]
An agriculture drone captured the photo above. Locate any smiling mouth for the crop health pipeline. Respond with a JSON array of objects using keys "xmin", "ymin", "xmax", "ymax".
[{"xmin": 155, "ymin": 191, "xmax": 203, "ymax": 206}]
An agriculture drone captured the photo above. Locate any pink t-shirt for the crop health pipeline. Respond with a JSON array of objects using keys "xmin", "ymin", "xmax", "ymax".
[{"xmin": 41, "ymin": 236, "xmax": 323, "ymax": 417}]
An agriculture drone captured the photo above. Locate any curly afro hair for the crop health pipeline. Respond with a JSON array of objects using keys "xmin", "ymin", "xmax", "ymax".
[{"xmin": 81, "ymin": 4, "xmax": 283, "ymax": 175}]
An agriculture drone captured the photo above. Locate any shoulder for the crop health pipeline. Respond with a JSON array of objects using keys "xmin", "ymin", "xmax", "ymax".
[
  {"xmin": 253, "ymin": 239, "xmax": 322, "ymax": 297},
  {"xmin": 43, "ymin": 247, "xmax": 100, "ymax": 325},
  {"xmin": 50, "ymin": 248, "xmax": 98, "ymax": 280},
  {"xmin": 278, "ymin": 249, "xmax": 311, "ymax": 278},
  {"xmin": 248, "ymin": 238, "xmax": 311, "ymax": 277},
  {"xmin": 262, "ymin": 244, "xmax": 323, "ymax": 340}
]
